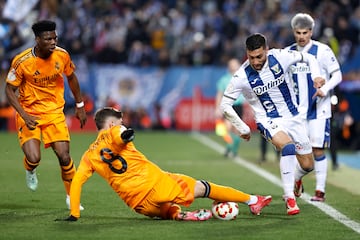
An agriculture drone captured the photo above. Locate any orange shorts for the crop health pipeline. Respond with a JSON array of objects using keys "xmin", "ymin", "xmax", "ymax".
[
  {"xmin": 134, "ymin": 172, "xmax": 196, "ymax": 218},
  {"xmin": 15, "ymin": 112, "xmax": 70, "ymax": 148}
]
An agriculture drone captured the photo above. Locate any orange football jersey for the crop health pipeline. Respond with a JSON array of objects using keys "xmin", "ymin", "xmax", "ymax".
[{"xmin": 6, "ymin": 47, "xmax": 75, "ymax": 115}]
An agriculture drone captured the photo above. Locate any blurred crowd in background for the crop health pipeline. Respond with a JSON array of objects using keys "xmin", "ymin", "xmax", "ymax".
[
  {"xmin": 0, "ymin": 0, "xmax": 360, "ymax": 149},
  {"xmin": 1, "ymin": 0, "xmax": 360, "ymax": 67}
]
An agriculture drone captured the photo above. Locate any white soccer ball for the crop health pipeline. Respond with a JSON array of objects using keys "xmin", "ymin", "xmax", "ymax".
[{"xmin": 211, "ymin": 201, "xmax": 239, "ymax": 220}]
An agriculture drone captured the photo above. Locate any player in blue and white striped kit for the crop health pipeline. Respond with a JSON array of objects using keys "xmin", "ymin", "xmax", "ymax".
[
  {"xmin": 220, "ymin": 33, "xmax": 325, "ymax": 215},
  {"xmin": 286, "ymin": 13, "xmax": 342, "ymax": 202}
]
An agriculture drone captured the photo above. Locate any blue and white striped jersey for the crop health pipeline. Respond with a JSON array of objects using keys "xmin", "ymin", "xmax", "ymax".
[
  {"xmin": 222, "ymin": 49, "xmax": 322, "ymax": 127},
  {"xmin": 286, "ymin": 40, "xmax": 342, "ymax": 120}
]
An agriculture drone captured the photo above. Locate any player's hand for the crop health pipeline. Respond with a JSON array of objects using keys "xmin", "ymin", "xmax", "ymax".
[
  {"xmin": 312, "ymin": 88, "xmax": 325, "ymax": 99},
  {"xmin": 23, "ymin": 114, "xmax": 40, "ymax": 130},
  {"xmin": 313, "ymin": 77, "xmax": 325, "ymax": 88},
  {"xmin": 75, "ymin": 107, "xmax": 87, "ymax": 128},
  {"xmin": 121, "ymin": 128, "xmax": 135, "ymax": 142},
  {"xmin": 55, "ymin": 215, "xmax": 78, "ymax": 221},
  {"xmin": 240, "ymin": 133, "xmax": 251, "ymax": 141}
]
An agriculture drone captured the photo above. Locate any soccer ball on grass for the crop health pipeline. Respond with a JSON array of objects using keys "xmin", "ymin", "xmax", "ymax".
[{"xmin": 211, "ymin": 201, "xmax": 239, "ymax": 220}]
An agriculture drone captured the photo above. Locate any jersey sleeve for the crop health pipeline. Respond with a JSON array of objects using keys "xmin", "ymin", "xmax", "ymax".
[
  {"xmin": 58, "ymin": 47, "xmax": 76, "ymax": 77},
  {"xmin": 318, "ymin": 46, "xmax": 342, "ymax": 95},
  {"xmin": 220, "ymin": 70, "xmax": 251, "ymax": 134},
  {"xmin": 69, "ymin": 156, "xmax": 94, "ymax": 218},
  {"xmin": 6, "ymin": 58, "xmax": 24, "ymax": 87},
  {"xmin": 319, "ymin": 46, "xmax": 340, "ymax": 75}
]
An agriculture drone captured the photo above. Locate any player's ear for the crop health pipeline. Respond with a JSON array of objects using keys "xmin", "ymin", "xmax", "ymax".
[{"xmin": 35, "ymin": 35, "xmax": 41, "ymax": 44}]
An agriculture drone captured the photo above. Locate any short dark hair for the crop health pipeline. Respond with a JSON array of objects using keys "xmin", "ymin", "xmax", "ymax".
[
  {"xmin": 94, "ymin": 107, "xmax": 123, "ymax": 130},
  {"xmin": 246, "ymin": 33, "xmax": 267, "ymax": 51},
  {"xmin": 32, "ymin": 20, "xmax": 56, "ymax": 36}
]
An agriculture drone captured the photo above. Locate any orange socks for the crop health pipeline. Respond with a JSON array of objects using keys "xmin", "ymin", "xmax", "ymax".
[
  {"xmin": 23, "ymin": 157, "xmax": 39, "ymax": 171},
  {"xmin": 61, "ymin": 159, "xmax": 76, "ymax": 195},
  {"xmin": 204, "ymin": 181, "xmax": 251, "ymax": 203}
]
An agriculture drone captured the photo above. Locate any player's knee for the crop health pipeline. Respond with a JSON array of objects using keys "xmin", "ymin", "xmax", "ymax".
[
  {"xmin": 24, "ymin": 150, "xmax": 41, "ymax": 163},
  {"xmin": 302, "ymin": 163, "xmax": 314, "ymax": 172},
  {"xmin": 297, "ymin": 153, "xmax": 314, "ymax": 172},
  {"xmin": 281, "ymin": 143, "xmax": 296, "ymax": 156},
  {"xmin": 57, "ymin": 152, "xmax": 71, "ymax": 166}
]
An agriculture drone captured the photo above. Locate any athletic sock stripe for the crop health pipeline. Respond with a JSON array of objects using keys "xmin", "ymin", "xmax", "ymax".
[
  {"xmin": 61, "ymin": 161, "xmax": 74, "ymax": 172},
  {"xmin": 200, "ymin": 180, "xmax": 211, "ymax": 198}
]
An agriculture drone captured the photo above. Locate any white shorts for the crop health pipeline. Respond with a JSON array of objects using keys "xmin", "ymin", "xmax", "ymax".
[
  {"xmin": 257, "ymin": 116, "xmax": 312, "ymax": 155},
  {"xmin": 306, "ymin": 118, "xmax": 331, "ymax": 148}
]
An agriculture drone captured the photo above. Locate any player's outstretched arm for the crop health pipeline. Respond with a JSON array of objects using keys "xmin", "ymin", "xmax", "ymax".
[{"xmin": 121, "ymin": 128, "xmax": 135, "ymax": 143}]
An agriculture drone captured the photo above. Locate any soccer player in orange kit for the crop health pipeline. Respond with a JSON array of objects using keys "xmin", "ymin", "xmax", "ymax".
[
  {"xmin": 5, "ymin": 20, "xmax": 87, "ymax": 209},
  {"xmin": 63, "ymin": 107, "xmax": 272, "ymax": 221}
]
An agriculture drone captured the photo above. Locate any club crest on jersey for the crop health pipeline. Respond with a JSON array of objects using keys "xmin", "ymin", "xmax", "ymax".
[
  {"xmin": 55, "ymin": 62, "xmax": 60, "ymax": 71},
  {"xmin": 270, "ymin": 64, "xmax": 281, "ymax": 75}
]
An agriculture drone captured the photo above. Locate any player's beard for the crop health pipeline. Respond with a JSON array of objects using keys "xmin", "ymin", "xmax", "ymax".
[{"xmin": 252, "ymin": 64, "xmax": 263, "ymax": 71}]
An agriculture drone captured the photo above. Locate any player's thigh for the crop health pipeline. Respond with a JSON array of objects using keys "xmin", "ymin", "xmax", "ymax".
[
  {"xmin": 135, "ymin": 173, "xmax": 196, "ymax": 218},
  {"xmin": 41, "ymin": 114, "xmax": 70, "ymax": 148},
  {"xmin": 257, "ymin": 118, "xmax": 292, "ymax": 150},
  {"xmin": 15, "ymin": 113, "xmax": 41, "ymax": 147},
  {"xmin": 308, "ymin": 118, "xmax": 331, "ymax": 148},
  {"xmin": 284, "ymin": 117, "xmax": 312, "ymax": 155},
  {"xmin": 162, "ymin": 173, "xmax": 196, "ymax": 204}
]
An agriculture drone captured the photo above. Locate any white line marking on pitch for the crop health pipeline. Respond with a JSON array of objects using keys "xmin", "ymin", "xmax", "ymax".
[{"xmin": 192, "ymin": 133, "xmax": 360, "ymax": 234}]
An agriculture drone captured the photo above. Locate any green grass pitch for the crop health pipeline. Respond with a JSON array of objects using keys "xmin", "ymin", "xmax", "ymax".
[{"xmin": 0, "ymin": 131, "xmax": 359, "ymax": 240}]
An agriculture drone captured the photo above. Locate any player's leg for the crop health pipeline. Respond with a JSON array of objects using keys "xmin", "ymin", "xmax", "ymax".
[
  {"xmin": 134, "ymin": 174, "xmax": 211, "ymax": 221},
  {"xmin": 223, "ymin": 120, "xmax": 233, "ymax": 157},
  {"xmin": 311, "ymin": 148, "xmax": 327, "ymax": 201},
  {"xmin": 22, "ymin": 139, "xmax": 41, "ymax": 191},
  {"xmin": 51, "ymin": 141, "xmax": 74, "ymax": 193},
  {"xmin": 229, "ymin": 104, "xmax": 243, "ymax": 157},
  {"xmin": 294, "ymin": 153, "xmax": 314, "ymax": 191},
  {"xmin": 283, "ymin": 117, "xmax": 313, "ymax": 200},
  {"xmin": 259, "ymin": 137, "xmax": 267, "ymax": 162},
  {"xmin": 310, "ymin": 118, "xmax": 330, "ymax": 201},
  {"xmin": 158, "ymin": 202, "xmax": 212, "ymax": 221},
  {"xmin": 257, "ymin": 119, "xmax": 299, "ymax": 215},
  {"xmin": 271, "ymin": 131, "xmax": 300, "ymax": 215},
  {"xmin": 42, "ymin": 114, "xmax": 74, "ymax": 195},
  {"xmin": 194, "ymin": 180, "xmax": 272, "ymax": 216},
  {"xmin": 229, "ymin": 131, "xmax": 240, "ymax": 157},
  {"xmin": 51, "ymin": 141, "xmax": 85, "ymax": 210},
  {"xmin": 42, "ymin": 115, "xmax": 84, "ymax": 210},
  {"xmin": 16, "ymin": 113, "xmax": 41, "ymax": 191}
]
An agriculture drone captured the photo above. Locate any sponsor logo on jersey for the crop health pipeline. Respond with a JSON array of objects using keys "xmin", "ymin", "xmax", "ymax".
[
  {"xmin": 252, "ymin": 75, "xmax": 285, "ymax": 95},
  {"xmin": 263, "ymin": 101, "xmax": 276, "ymax": 113},
  {"xmin": 33, "ymin": 70, "xmax": 40, "ymax": 76},
  {"xmin": 251, "ymin": 78, "xmax": 259, "ymax": 84},
  {"xmin": 290, "ymin": 64, "xmax": 310, "ymax": 74}
]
